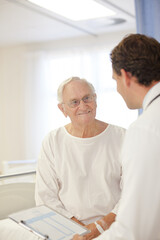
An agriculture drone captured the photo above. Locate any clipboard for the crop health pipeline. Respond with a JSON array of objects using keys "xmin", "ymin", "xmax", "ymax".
[{"xmin": 9, "ymin": 205, "xmax": 90, "ymax": 240}]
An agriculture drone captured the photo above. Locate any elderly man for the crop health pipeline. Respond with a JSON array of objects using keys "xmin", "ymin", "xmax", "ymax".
[
  {"xmin": 35, "ymin": 77, "xmax": 125, "ymax": 239},
  {"xmin": 74, "ymin": 34, "xmax": 160, "ymax": 240}
]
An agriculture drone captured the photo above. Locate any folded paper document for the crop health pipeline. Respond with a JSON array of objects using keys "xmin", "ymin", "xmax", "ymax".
[{"xmin": 9, "ymin": 205, "xmax": 90, "ymax": 240}]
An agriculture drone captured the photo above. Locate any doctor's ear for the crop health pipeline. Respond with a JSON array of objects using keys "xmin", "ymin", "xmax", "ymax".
[
  {"xmin": 58, "ymin": 103, "xmax": 68, "ymax": 117},
  {"xmin": 120, "ymin": 69, "xmax": 132, "ymax": 87}
]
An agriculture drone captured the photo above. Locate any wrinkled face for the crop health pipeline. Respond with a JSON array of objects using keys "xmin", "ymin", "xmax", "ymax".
[{"xmin": 59, "ymin": 80, "xmax": 97, "ymax": 126}]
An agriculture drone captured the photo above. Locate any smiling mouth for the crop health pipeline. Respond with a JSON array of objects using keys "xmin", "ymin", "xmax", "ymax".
[{"xmin": 78, "ymin": 110, "xmax": 91, "ymax": 115}]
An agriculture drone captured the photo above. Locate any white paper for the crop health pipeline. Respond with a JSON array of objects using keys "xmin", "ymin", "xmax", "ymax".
[{"xmin": 9, "ymin": 205, "xmax": 89, "ymax": 240}]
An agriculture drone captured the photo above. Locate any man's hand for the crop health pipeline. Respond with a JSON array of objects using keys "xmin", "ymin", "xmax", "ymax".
[
  {"xmin": 98, "ymin": 212, "xmax": 116, "ymax": 230},
  {"xmin": 84, "ymin": 222, "xmax": 101, "ymax": 240},
  {"xmin": 72, "ymin": 213, "xmax": 116, "ymax": 240},
  {"xmin": 73, "ymin": 222, "xmax": 100, "ymax": 240},
  {"xmin": 73, "ymin": 234, "xmax": 86, "ymax": 240},
  {"xmin": 71, "ymin": 217, "xmax": 85, "ymax": 226}
]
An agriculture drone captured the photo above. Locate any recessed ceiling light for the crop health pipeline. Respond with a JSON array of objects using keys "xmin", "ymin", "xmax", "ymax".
[{"xmin": 27, "ymin": 0, "xmax": 116, "ymax": 21}]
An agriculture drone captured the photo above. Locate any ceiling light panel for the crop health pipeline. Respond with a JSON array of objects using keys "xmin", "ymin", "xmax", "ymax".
[{"xmin": 27, "ymin": 0, "xmax": 116, "ymax": 21}]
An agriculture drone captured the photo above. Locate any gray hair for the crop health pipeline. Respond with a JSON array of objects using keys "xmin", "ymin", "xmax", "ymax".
[{"xmin": 57, "ymin": 77, "xmax": 96, "ymax": 103}]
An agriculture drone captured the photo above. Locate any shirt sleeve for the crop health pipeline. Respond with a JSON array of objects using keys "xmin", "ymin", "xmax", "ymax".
[
  {"xmin": 35, "ymin": 135, "xmax": 73, "ymax": 219},
  {"xmin": 110, "ymin": 202, "xmax": 119, "ymax": 215},
  {"xmin": 110, "ymin": 180, "xmax": 123, "ymax": 215},
  {"xmin": 111, "ymin": 145, "xmax": 124, "ymax": 215},
  {"xmin": 110, "ymin": 177, "xmax": 122, "ymax": 214}
]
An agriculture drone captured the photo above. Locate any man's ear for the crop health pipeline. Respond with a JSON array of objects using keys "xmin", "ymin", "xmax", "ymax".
[
  {"xmin": 120, "ymin": 69, "xmax": 132, "ymax": 87},
  {"xmin": 58, "ymin": 104, "xmax": 68, "ymax": 118},
  {"xmin": 94, "ymin": 93, "xmax": 97, "ymax": 108}
]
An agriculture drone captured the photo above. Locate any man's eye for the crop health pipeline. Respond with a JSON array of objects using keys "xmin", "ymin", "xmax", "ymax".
[
  {"xmin": 84, "ymin": 96, "xmax": 89, "ymax": 100},
  {"xmin": 71, "ymin": 100, "xmax": 78, "ymax": 104},
  {"xmin": 83, "ymin": 96, "xmax": 90, "ymax": 102}
]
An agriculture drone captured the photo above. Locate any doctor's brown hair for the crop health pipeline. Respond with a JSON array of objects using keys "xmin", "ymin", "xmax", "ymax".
[{"xmin": 110, "ymin": 33, "xmax": 160, "ymax": 86}]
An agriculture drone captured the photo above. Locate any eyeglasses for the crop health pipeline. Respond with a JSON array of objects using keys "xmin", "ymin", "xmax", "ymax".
[{"xmin": 63, "ymin": 94, "xmax": 95, "ymax": 108}]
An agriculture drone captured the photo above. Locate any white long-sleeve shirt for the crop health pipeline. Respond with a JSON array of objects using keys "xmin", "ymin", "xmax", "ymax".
[
  {"xmin": 35, "ymin": 124, "xmax": 125, "ymax": 225},
  {"xmin": 96, "ymin": 82, "xmax": 160, "ymax": 240}
]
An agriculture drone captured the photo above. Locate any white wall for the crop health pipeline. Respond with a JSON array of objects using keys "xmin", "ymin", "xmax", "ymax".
[{"xmin": 0, "ymin": 29, "xmax": 137, "ymax": 173}]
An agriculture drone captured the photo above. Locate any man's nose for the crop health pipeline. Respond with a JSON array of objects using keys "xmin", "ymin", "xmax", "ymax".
[{"xmin": 78, "ymin": 99, "xmax": 87, "ymax": 108}]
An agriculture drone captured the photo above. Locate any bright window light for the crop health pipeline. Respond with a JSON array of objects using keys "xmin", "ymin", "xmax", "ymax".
[{"xmin": 27, "ymin": 0, "xmax": 116, "ymax": 21}]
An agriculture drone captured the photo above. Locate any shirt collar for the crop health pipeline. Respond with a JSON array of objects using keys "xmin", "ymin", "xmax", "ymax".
[{"xmin": 143, "ymin": 81, "xmax": 160, "ymax": 110}]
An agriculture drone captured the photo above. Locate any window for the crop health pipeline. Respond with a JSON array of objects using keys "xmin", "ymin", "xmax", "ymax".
[{"xmin": 0, "ymin": 35, "xmax": 138, "ymax": 178}]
